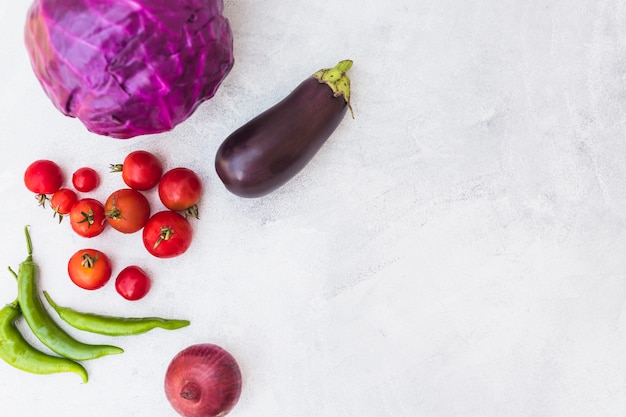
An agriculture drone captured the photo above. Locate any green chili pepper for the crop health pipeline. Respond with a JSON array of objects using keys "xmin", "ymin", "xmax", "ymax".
[
  {"xmin": 17, "ymin": 227, "xmax": 124, "ymax": 361},
  {"xmin": 43, "ymin": 291, "xmax": 190, "ymax": 336},
  {"xmin": 0, "ymin": 299, "xmax": 88, "ymax": 383}
]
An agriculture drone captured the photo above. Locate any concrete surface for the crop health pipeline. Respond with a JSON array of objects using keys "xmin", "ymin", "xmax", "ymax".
[{"xmin": 2, "ymin": 1, "xmax": 626, "ymax": 416}]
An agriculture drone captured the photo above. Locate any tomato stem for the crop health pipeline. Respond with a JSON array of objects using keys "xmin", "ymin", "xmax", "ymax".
[
  {"xmin": 77, "ymin": 209, "xmax": 95, "ymax": 227},
  {"xmin": 36, "ymin": 193, "xmax": 49, "ymax": 208},
  {"xmin": 153, "ymin": 226, "xmax": 174, "ymax": 249},
  {"xmin": 184, "ymin": 205, "xmax": 199, "ymax": 220},
  {"xmin": 105, "ymin": 197, "xmax": 124, "ymax": 220},
  {"xmin": 81, "ymin": 253, "xmax": 98, "ymax": 268},
  {"xmin": 109, "ymin": 164, "xmax": 123, "ymax": 173},
  {"xmin": 52, "ymin": 207, "xmax": 65, "ymax": 223}
]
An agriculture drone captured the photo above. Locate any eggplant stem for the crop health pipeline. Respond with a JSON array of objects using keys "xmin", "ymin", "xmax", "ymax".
[{"xmin": 313, "ymin": 59, "xmax": 355, "ymax": 119}]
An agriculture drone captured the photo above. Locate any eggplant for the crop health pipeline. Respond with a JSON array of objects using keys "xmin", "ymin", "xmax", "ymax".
[{"xmin": 215, "ymin": 60, "xmax": 354, "ymax": 198}]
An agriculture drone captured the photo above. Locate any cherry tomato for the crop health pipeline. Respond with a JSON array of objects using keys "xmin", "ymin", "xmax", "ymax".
[
  {"xmin": 24, "ymin": 160, "xmax": 64, "ymax": 204},
  {"xmin": 142, "ymin": 211, "xmax": 193, "ymax": 258},
  {"xmin": 104, "ymin": 188, "xmax": 151, "ymax": 234},
  {"xmin": 72, "ymin": 167, "xmax": 100, "ymax": 192},
  {"xmin": 50, "ymin": 188, "xmax": 78, "ymax": 223},
  {"xmin": 158, "ymin": 168, "xmax": 203, "ymax": 218},
  {"xmin": 67, "ymin": 249, "xmax": 112, "ymax": 290},
  {"xmin": 69, "ymin": 198, "xmax": 107, "ymax": 238},
  {"xmin": 112, "ymin": 150, "xmax": 163, "ymax": 190},
  {"xmin": 115, "ymin": 266, "xmax": 151, "ymax": 301}
]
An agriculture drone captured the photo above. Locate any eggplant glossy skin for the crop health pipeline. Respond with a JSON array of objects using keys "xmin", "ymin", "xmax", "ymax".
[{"xmin": 215, "ymin": 61, "xmax": 353, "ymax": 198}]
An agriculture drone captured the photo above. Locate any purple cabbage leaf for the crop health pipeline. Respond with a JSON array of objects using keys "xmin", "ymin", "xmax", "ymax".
[{"xmin": 24, "ymin": 0, "xmax": 234, "ymax": 139}]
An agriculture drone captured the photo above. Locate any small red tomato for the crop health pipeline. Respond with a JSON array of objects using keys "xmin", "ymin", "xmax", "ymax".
[
  {"xmin": 69, "ymin": 198, "xmax": 107, "ymax": 238},
  {"xmin": 104, "ymin": 188, "xmax": 151, "ymax": 234},
  {"xmin": 142, "ymin": 211, "xmax": 193, "ymax": 258},
  {"xmin": 24, "ymin": 160, "xmax": 64, "ymax": 205},
  {"xmin": 158, "ymin": 168, "xmax": 203, "ymax": 218},
  {"xmin": 115, "ymin": 266, "xmax": 151, "ymax": 301},
  {"xmin": 72, "ymin": 167, "xmax": 100, "ymax": 192},
  {"xmin": 111, "ymin": 150, "xmax": 163, "ymax": 190},
  {"xmin": 68, "ymin": 249, "xmax": 112, "ymax": 290},
  {"xmin": 50, "ymin": 188, "xmax": 78, "ymax": 223}
]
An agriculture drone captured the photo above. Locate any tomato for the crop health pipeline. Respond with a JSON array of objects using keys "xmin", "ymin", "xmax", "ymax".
[
  {"xmin": 69, "ymin": 198, "xmax": 107, "ymax": 238},
  {"xmin": 112, "ymin": 150, "xmax": 163, "ymax": 190},
  {"xmin": 50, "ymin": 188, "xmax": 78, "ymax": 223},
  {"xmin": 67, "ymin": 249, "xmax": 112, "ymax": 290},
  {"xmin": 115, "ymin": 266, "xmax": 151, "ymax": 301},
  {"xmin": 158, "ymin": 168, "xmax": 203, "ymax": 218},
  {"xmin": 24, "ymin": 160, "xmax": 64, "ymax": 202},
  {"xmin": 72, "ymin": 167, "xmax": 100, "ymax": 192},
  {"xmin": 104, "ymin": 188, "xmax": 151, "ymax": 234},
  {"xmin": 142, "ymin": 211, "xmax": 193, "ymax": 258}
]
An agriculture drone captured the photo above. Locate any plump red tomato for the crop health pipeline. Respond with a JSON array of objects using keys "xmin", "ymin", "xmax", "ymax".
[
  {"xmin": 72, "ymin": 167, "xmax": 100, "ymax": 192},
  {"xmin": 50, "ymin": 188, "xmax": 78, "ymax": 223},
  {"xmin": 158, "ymin": 168, "xmax": 203, "ymax": 218},
  {"xmin": 104, "ymin": 188, "xmax": 151, "ymax": 234},
  {"xmin": 142, "ymin": 211, "xmax": 193, "ymax": 258},
  {"xmin": 112, "ymin": 150, "xmax": 163, "ymax": 190},
  {"xmin": 24, "ymin": 160, "xmax": 64, "ymax": 199},
  {"xmin": 68, "ymin": 249, "xmax": 112, "ymax": 290},
  {"xmin": 69, "ymin": 198, "xmax": 107, "ymax": 238},
  {"xmin": 115, "ymin": 266, "xmax": 151, "ymax": 301}
]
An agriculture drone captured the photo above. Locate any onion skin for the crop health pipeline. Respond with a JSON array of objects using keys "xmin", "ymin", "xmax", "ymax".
[
  {"xmin": 164, "ymin": 344, "xmax": 242, "ymax": 417},
  {"xmin": 215, "ymin": 60, "xmax": 354, "ymax": 198}
]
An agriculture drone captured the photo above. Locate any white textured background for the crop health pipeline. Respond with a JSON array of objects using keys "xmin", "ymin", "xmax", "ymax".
[{"xmin": 2, "ymin": 1, "xmax": 626, "ymax": 416}]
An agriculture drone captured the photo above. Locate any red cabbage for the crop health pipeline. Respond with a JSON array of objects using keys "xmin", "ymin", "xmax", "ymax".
[{"xmin": 24, "ymin": 0, "xmax": 234, "ymax": 139}]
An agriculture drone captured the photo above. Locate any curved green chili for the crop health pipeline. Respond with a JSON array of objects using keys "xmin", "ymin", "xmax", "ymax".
[
  {"xmin": 17, "ymin": 227, "xmax": 123, "ymax": 361},
  {"xmin": 43, "ymin": 291, "xmax": 190, "ymax": 336},
  {"xmin": 0, "ymin": 299, "xmax": 88, "ymax": 383}
]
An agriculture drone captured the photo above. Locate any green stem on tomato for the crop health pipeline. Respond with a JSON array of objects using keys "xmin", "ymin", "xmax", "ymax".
[{"xmin": 154, "ymin": 226, "xmax": 174, "ymax": 249}]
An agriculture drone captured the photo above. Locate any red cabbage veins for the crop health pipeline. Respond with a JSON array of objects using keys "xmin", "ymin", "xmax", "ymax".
[{"xmin": 24, "ymin": 0, "xmax": 234, "ymax": 139}]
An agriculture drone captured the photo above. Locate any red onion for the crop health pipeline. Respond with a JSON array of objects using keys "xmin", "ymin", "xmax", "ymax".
[{"xmin": 164, "ymin": 344, "xmax": 242, "ymax": 417}]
